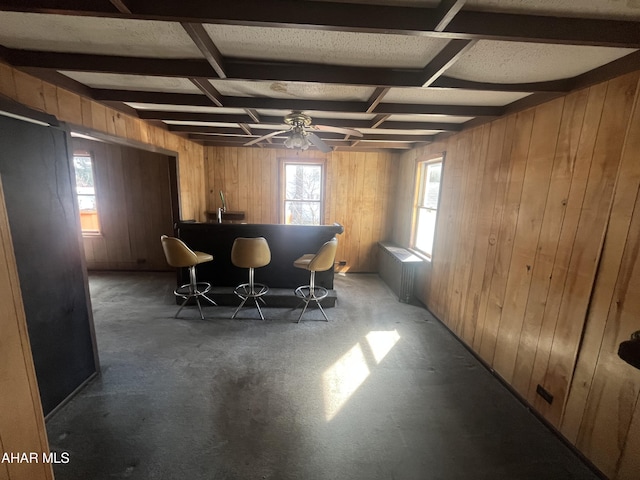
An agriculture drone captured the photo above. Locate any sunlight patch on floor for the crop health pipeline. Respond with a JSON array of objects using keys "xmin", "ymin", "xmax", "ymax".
[
  {"xmin": 366, "ymin": 330, "xmax": 400, "ymax": 364},
  {"xmin": 323, "ymin": 330, "xmax": 401, "ymax": 421}
]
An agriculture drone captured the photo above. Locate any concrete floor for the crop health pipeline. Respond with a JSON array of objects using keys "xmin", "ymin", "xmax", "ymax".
[{"xmin": 45, "ymin": 272, "xmax": 600, "ymax": 480}]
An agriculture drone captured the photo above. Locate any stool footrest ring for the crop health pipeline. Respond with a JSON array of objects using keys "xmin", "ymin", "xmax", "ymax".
[
  {"xmin": 232, "ymin": 283, "xmax": 269, "ymax": 320},
  {"xmin": 295, "ymin": 285, "xmax": 328, "ymax": 301},
  {"xmin": 173, "ymin": 281, "xmax": 216, "ymax": 320}
]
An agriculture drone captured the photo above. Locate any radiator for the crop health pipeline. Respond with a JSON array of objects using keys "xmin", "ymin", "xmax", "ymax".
[{"xmin": 377, "ymin": 242, "xmax": 424, "ymax": 303}]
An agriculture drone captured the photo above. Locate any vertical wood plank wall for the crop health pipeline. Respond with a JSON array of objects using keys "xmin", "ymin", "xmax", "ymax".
[
  {"xmin": 0, "ymin": 61, "xmax": 206, "ymax": 222},
  {"xmin": 205, "ymin": 147, "xmax": 397, "ymax": 272},
  {"xmin": 0, "ymin": 176, "xmax": 54, "ymax": 480},
  {"xmin": 73, "ymin": 139, "xmax": 174, "ymax": 271},
  {"xmin": 393, "ymin": 71, "xmax": 640, "ymax": 479}
]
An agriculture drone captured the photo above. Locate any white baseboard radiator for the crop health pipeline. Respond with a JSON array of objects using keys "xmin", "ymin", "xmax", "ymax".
[{"xmin": 377, "ymin": 242, "xmax": 424, "ymax": 303}]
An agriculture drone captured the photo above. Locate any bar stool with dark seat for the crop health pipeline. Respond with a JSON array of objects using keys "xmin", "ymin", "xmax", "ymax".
[
  {"xmin": 161, "ymin": 235, "xmax": 217, "ymax": 320},
  {"xmin": 293, "ymin": 237, "xmax": 338, "ymax": 323},
  {"xmin": 231, "ymin": 237, "xmax": 271, "ymax": 320}
]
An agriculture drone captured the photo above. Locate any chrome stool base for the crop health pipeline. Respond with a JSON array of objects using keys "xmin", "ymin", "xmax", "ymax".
[
  {"xmin": 173, "ymin": 265, "xmax": 217, "ymax": 320},
  {"xmin": 294, "ymin": 285, "xmax": 329, "ymax": 323},
  {"xmin": 232, "ymin": 282, "xmax": 269, "ymax": 320},
  {"xmin": 174, "ymin": 282, "xmax": 217, "ymax": 320}
]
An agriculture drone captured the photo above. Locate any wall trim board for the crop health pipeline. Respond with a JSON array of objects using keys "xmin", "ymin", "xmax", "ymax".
[
  {"xmin": 0, "ymin": 92, "xmax": 59, "ymax": 127},
  {"xmin": 44, "ymin": 371, "xmax": 99, "ymax": 422},
  {"xmin": 69, "ymin": 124, "xmax": 177, "ymax": 157}
]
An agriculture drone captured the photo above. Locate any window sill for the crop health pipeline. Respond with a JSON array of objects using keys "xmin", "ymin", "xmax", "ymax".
[{"xmin": 408, "ymin": 248, "xmax": 432, "ymax": 263}]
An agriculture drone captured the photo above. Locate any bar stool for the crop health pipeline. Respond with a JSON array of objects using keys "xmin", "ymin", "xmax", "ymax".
[
  {"xmin": 231, "ymin": 237, "xmax": 271, "ymax": 320},
  {"xmin": 293, "ymin": 237, "xmax": 338, "ymax": 323},
  {"xmin": 161, "ymin": 235, "xmax": 217, "ymax": 320}
]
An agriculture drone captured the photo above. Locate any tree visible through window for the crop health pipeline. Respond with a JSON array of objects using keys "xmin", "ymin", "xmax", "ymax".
[
  {"xmin": 412, "ymin": 158, "xmax": 442, "ymax": 258},
  {"xmin": 283, "ymin": 162, "xmax": 323, "ymax": 225},
  {"xmin": 73, "ymin": 153, "xmax": 100, "ymax": 234}
]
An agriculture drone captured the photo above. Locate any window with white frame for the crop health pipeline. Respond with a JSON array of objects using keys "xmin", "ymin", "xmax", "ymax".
[
  {"xmin": 412, "ymin": 158, "xmax": 442, "ymax": 258},
  {"xmin": 282, "ymin": 160, "xmax": 324, "ymax": 225},
  {"xmin": 73, "ymin": 152, "xmax": 100, "ymax": 234}
]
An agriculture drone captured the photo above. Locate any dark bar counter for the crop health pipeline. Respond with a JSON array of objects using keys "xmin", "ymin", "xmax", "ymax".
[{"xmin": 177, "ymin": 222, "xmax": 344, "ymax": 289}]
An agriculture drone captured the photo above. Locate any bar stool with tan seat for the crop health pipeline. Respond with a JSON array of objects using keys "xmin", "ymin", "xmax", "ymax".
[
  {"xmin": 231, "ymin": 237, "xmax": 271, "ymax": 320},
  {"xmin": 293, "ymin": 237, "xmax": 338, "ymax": 323},
  {"xmin": 161, "ymin": 235, "xmax": 217, "ymax": 320}
]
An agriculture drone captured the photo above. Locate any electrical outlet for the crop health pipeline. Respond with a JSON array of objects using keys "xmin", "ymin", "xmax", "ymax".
[{"xmin": 536, "ymin": 384, "xmax": 554, "ymax": 404}]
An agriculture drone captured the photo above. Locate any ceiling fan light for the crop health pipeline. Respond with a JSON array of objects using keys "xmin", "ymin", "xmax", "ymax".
[{"xmin": 285, "ymin": 130, "xmax": 310, "ymax": 150}]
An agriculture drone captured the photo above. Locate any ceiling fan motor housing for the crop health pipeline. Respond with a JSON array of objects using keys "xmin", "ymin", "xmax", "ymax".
[{"xmin": 284, "ymin": 111, "xmax": 313, "ymax": 128}]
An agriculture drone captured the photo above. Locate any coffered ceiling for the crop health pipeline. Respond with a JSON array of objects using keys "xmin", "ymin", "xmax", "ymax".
[{"xmin": 0, "ymin": 0, "xmax": 638, "ymax": 151}]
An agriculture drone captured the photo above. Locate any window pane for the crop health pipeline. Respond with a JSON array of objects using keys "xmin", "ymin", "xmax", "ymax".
[
  {"xmin": 285, "ymin": 164, "xmax": 321, "ymax": 201},
  {"xmin": 285, "ymin": 201, "xmax": 321, "ymax": 225},
  {"xmin": 73, "ymin": 156, "xmax": 95, "ymax": 188},
  {"xmin": 73, "ymin": 154, "xmax": 100, "ymax": 233},
  {"xmin": 415, "ymin": 208, "xmax": 437, "ymax": 256},
  {"xmin": 424, "ymin": 163, "xmax": 441, "ymax": 209},
  {"xmin": 77, "ymin": 195, "xmax": 96, "ymax": 211}
]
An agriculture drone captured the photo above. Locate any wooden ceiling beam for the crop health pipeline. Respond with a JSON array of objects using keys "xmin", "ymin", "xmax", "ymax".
[
  {"xmin": 4, "ymin": 48, "xmax": 607, "ymax": 92},
  {"xmin": 92, "ymin": 89, "xmax": 504, "ymax": 116},
  {"xmin": 237, "ymin": 123, "xmax": 252, "ymax": 135},
  {"xmin": 420, "ymin": 39, "xmax": 475, "ymax": 87},
  {"xmin": 431, "ymin": 76, "xmax": 570, "ymax": 92},
  {"xmin": 109, "ymin": 0, "xmax": 131, "ymax": 14},
  {"xmin": 181, "ymin": 23, "xmax": 227, "ymax": 79},
  {"xmin": 169, "ymin": 125, "xmax": 245, "ymax": 135},
  {"xmin": 371, "ymin": 114, "xmax": 389, "ymax": 129},
  {"xmin": 445, "ymin": 11, "xmax": 640, "ymax": 48},
  {"xmin": 1, "ymin": 1, "xmax": 639, "ymax": 47},
  {"xmin": 92, "ymin": 89, "xmax": 214, "ymax": 106},
  {"xmin": 189, "ymin": 77, "xmax": 223, "ymax": 106},
  {"xmin": 365, "ymin": 87, "xmax": 390, "ymax": 113},
  {"xmin": 224, "ymin": 58, "xmax": 423, "ymax": 87},
  {"xmin": 5, "ymin": 49, "xmax": 216, "ymax": 78},
  {"xmin": 244, "ymin": 109, "xmax": 260, "ymax": 123},
  {"xmin": 433, "ymin": 0, "xmax": 465, "ymax": 32},
  {"xmin": 136, "ymin": 111, "xmax": 252, "ymax": 123},
  {"xmin": 135, "ymin": 110, "xmax": 462, "ymax": 131}
]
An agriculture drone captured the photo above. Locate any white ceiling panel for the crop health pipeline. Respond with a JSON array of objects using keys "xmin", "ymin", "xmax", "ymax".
[
  {"xmin": 0, "ymin": 12, "xmax": 202, "ymax": 58},
  {"xmin": 125, "ymin": 103, "xmax": 246, "ymax": 114},
  {"xmin": 209, "ymin": 80, "xmax": 375, "ymax": 101},
  {"xmin": 386, "ymin": 114, "xmax": 473, "ymax": 123},
  {"xmin": 59, "ymin": 72, "xmax": 202, "ymax": 94},
  {"xmin": 255, "ymin": 109, "xmax": 375, "ymax": 121},
  {"xmin": 447, "ymin": 40, "xmax": 636, "ymax": 83},
  {"xmin": 357, "ymin": 128, "xmax": 440, "ymax": 135},
  {"xmin": 203, "ymin": 24, "xmax": 448, "ymax": 68},
  {"xmin": 384, "ymin": 87, "xmax": 530, "ymax": 105},
  {"xmin": 165, "ymin": 121, "xmax": 248, "ymax": 128},
  {"xmin": 466, "ymin": 0, "xmax": 640, "ymax": 20}
]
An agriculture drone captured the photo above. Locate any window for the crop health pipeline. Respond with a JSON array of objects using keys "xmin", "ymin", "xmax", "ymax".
[
  {"xmin": 73, "ymin": 152, "xmax": 100, "ymax": 234},
  {"xmin": 282, "ymin": 160, "xmax": 324, "ymax": 225},
  {"xmin": 412, "ymin": 158, "xmax": 442, "ymax": 258}
]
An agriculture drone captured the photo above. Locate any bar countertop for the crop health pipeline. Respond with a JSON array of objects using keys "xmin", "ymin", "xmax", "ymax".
[{"xmin": 177, "ymin": 222, "xmax": 344, "ymax": 289}]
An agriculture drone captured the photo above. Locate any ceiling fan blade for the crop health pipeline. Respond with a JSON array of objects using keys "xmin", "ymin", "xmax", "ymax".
[
  {"xmin": 307, "ymin": 132, "xmax": 332, "ymax": 153},
  {"xmin": 312, "ymin": 124, "xmax": 363, "ymax": 137},
  {"xmin": 244, "ymin": 129, "xmax": 287, "ymax": 146}
]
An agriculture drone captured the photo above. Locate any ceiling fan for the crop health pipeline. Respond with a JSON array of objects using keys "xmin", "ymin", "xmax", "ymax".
[{"xmin": 244, "ymin": 111, "xmax": 363, "ymax": 152}]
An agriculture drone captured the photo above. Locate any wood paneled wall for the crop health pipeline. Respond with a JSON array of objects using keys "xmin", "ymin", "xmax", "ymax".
[
  {"xmin": 205, "ymin": 147, "xmax": 397, "ymax": 272},
  {"xmin": 73, "ymin": 139, "xmax": 173, "ymax": 271},
  {"xmin": 0, "ymin": 176, "xmax": 53, "ymax": 480},
  {"xmin": 394, "ymin": 71, "xmax": 640, "ymax": 479},
  {"xmin": 0, "ymin": 61, "xmax": 205, "ymax": 222}
]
